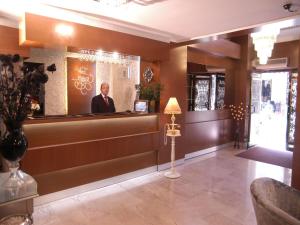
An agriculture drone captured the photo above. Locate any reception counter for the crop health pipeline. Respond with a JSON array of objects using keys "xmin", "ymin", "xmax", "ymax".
[{"xmin": 21, "ymin": 113, "xmax": 160, "ymax": 195}]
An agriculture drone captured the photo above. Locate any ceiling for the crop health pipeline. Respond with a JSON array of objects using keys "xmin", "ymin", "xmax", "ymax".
[
  {"xmin": 0, "ymin": 0, "xmax": 300, "ymax": 43},
  {"xmin": 277, "ymin": 25, "xmax": 300, "ymax": 42}
]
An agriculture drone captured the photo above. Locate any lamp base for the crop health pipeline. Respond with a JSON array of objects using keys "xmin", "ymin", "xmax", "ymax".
[{"xmin": 164, "ymin": 170, "xmax": 181, "ymax": 179}]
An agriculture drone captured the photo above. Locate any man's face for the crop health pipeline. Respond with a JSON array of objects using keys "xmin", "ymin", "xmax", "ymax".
[{"xmin": 101, "ymin": 84, "xmax": 109, "ymax": 96}]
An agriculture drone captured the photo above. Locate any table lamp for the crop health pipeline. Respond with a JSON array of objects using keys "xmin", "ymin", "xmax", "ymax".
[{"xmin": 164, "ymin": 97, "xmax": 182, "ymax": 178}]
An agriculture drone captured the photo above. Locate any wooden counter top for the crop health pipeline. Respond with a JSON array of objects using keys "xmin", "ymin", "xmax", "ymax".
[{"xmin": 25, "ymin": 112, "xmax": 159, "ymax": 124}]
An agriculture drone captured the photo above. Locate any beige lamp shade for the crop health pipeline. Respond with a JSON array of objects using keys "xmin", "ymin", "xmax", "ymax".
[{"xmin": 164, "ymin": 97, "xmax": 182, "ymax": 114}]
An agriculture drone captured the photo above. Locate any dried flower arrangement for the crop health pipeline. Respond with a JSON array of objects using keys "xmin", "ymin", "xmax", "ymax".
[
  {"xmin": 229, "ymin": 102, "xmax": 247, "ymax": 121},
  {"xmin": 228, "ymin": 102, "xmax": 249, "ymax": 149},
  {"xmin": 0, "ymin": 54, "xmax": 56, "ymax": 162},
  {"xmin": 0, "ymin": 54, "xmax": 56, "ymax": 132}
]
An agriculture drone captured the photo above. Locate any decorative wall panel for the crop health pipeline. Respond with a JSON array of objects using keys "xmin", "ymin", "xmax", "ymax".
[
  {"xmin": 67, "ymin": 58, "xmax": 96, "ymax": 115},
  {"xmin": 26, "ymin": 48, "xmax": 67, "ymax": 115}
]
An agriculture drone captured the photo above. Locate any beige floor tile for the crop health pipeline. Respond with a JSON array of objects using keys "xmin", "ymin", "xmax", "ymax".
[{"xmin": 33, "ymin": 147, "xmax": 291, "ymax": 225}]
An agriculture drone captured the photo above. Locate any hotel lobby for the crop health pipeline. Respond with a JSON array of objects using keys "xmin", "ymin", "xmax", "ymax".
[{"xmin": 0, "ymin": 0, "xmax": 300, "ymax": 224}]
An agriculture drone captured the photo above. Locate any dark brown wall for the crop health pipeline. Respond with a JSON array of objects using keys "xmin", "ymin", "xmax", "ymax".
[
  {"xmin": 271, "ymin": 41, "xmax": 299, "ymax": 68},
  {"xmin": 140, "ymin": 60, "xmax": 160, "ymax": 83},
  {"xmin": 185, "ymin": 47, "xmax": 235, "ymax": 153},
  {"xmin": 22, "ymin": 13, "xmax": 169, "ymax": 61},
  {"xmin": 159, "ymin": 46, "xmax": 188, "ymax": 163},
  {"xmin": 67, "ymin": 58, "xmax": 96, "ymax": 115},
  {"xmin": 0, "ymin": 25, "xmax": 29, "ymax": 57},
  {"xmin": 185, "ymin": 111, "xmax": 233, "ymax": 153},
  {"xmin": 159, "ymin": 46, "xmax": 235, "ymax": 164},
  {"xmin": 231, "ymin": 35, "xmax": 252, "ymax": 142}
]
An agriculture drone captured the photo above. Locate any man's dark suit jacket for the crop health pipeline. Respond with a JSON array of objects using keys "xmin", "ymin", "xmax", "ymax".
[{"xmin": 91, "ymin": 94, "xmax": 116, "ymax": 113}]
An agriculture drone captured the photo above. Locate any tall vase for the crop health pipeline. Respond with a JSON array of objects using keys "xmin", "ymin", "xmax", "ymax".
[
  {"xmin": 234, "ymin": 121, "xmax": 240, "ymax": 149},
  {"xmin": 0, "ymin": 128, "xmax": 28, "ymax": 188}
]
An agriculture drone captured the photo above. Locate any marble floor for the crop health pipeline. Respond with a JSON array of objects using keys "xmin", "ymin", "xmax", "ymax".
[{"xmin": 33, "ymin": 147, "xmax": 292, "ymax": 225}]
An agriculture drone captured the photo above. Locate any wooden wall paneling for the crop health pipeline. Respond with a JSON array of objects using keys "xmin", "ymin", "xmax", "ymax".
[
  {"xmin": 230, "ymin": 35, "xmax": 252, "ymax": 144},
  {"xmin": 67, "ymin": 57, "xmax": 96, "ymax": 115},
  {"xmin": 184, "ymin": 118, "xmax": 233, "ymax": 154},
  {"xmin": 185, "ymin": 120, "xmax": 223, "ymax": 153},
  {"xmin": 224, "ymin": 67, "xmax": 236, "ymax": 106},
  {"xmin": 158, "ymin": 46, "xmax": 236, "ymax": 163},
  {"xmin": 159, "ymin": 46, "xmax": 188, "ymax": 164},
  {"xmin": 21, "ymin": 114, "xmax": 159, "ymax": 194},
  {"xmin": 185, "ymin": 110, "xmax": 231, "ymax": 124},
  {"xmin": 292, "ymin": 39, "xmax": 300, "ymax": 190},
  {"xmin": 21, "ymin": 133, "xmax": 159, "ymax": 175},
  {"xmin": 22, "ymin": 13, "xmax": 169, "ymax": 61},
  {"xmin": 23, "ymin": 115, "xmax": 159, "ymax": 148},
  {"xmin": 266, "ymin": 41, "xmax": 298, "ymax": 69},
  {"xmin": 222, "ymin": 118, "xmax": 234, "ymax": 144},
  {"xmin": 21, "ymin": 115, "xmax": 159, "ymax": 175},
  {"xmin": 34, "ymin": 151, "xmax": 157, "ymax": 195},
  {"xmin": 0, "ymin": 25, "xmax": 29, "ymax": 57},
  {"xmin": 184, "ymin": 47, "xmax": 236, "ymax": 152},
  {"xmin": 140, "ymin": 60, "xmax": 160, "ymax": 83}
]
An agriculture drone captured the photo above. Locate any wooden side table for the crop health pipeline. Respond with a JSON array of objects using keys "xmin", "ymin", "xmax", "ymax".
[{"xmin": 0, "ymin": 171, "xmax": 38, "ymax": 221}]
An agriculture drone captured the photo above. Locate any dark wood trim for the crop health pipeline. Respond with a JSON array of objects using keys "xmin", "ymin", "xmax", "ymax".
[{"xmin": 25, "ymin": 113, "xmax": 159, "ymax": 124}]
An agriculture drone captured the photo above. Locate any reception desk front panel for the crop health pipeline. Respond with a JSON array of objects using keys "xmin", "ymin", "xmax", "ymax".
[{"xmin": 21, "ymin": 114, "xmax": 159, "ymax": 195}]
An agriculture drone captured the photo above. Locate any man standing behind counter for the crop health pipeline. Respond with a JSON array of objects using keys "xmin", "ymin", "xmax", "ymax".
[{"xmin": 91, "ymin": 82, "xmax": 116, "ymax": 113}]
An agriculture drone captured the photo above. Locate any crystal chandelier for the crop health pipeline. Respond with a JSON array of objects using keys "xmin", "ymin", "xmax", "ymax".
[
  {"xmin": 251, "ymin": 29, "xmax": 280, "ymax": 65},
  {"xmin": 93, "ymin": 0, "xmax": 128, "ymax": 7},
  {"xmin": 79, "ymin": 49, "xmax": 137, "ymax": 65}
]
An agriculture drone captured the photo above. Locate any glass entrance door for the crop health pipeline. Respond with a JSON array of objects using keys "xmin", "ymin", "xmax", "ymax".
[
  {"xmin": 249, "ymin": 71, "xmax": 292, "ymax": 151},
  {"xmin": 248, "ymin": 73, "xmax": 262, "ymax": 147}
]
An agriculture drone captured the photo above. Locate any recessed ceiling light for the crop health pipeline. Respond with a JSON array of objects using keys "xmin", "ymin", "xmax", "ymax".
[{"xmin": 55, "ymin": 24, "xmax": 74, "ymax": 37}]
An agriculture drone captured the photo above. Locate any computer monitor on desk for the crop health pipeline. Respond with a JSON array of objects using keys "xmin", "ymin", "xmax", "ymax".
[{"xmin": 134, "ymin": 100, "xmax": 148, "ymax": 113}]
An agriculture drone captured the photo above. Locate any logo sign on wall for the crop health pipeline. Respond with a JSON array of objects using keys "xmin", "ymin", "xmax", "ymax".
[
  {"xmin": 67, "ymin": 57, "xmax": 96, "ymax": 115},
  {"xmin": 72, "ymin": 67, "xmax": 94, "ymax": 95}
]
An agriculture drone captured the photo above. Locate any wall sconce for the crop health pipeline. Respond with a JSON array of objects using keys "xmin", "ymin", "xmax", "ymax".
[
  {"xmin": 164, "ymin": 97, "xmax": 182, "ymax": 179},
  {"xmin": 55, "ymin": 24, "xmax": 74, "ymax": 37}
]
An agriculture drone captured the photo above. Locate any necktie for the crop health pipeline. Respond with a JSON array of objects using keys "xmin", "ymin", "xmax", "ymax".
[{"xmin": 104, "ymin": 96, "xmax": 109, "ymax": 105}]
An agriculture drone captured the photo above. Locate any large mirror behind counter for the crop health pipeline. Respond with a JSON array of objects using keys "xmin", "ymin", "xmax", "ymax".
[
  {"xmin": 26, "ymin": 48, "xmax": 140, "ymax": 116},
  {"xmin": 187, "ymin": 62, "xmax": 226, "ymax": 111}
]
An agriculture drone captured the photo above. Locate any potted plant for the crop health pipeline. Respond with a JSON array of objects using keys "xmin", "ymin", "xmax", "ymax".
[
  {"xmin": 228, "ymin": 102, "xmax": 248, "ymax": 149},
  {"xmin": 140, "ymin": 82, "xmax": 163, "ymax": 113}
]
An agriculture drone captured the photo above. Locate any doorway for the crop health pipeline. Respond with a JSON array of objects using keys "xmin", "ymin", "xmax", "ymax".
[{"xmin": 249, "ymin": 71, "xmax": 297, "ymax": 151}]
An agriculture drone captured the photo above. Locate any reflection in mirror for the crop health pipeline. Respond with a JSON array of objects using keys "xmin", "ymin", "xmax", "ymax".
[
  {"xmin": 25, "ymin": 48, "xmax": 140, "ymax": 116},
  {"xmin": 187, "ymin": 63, "xmax": 225, "ymax": 111},
  {"xmin": 24, "ymin": 62, "xmax": 46, "ymax": 116}
]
